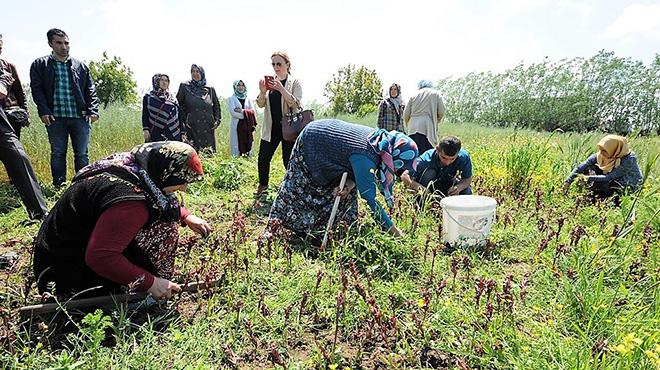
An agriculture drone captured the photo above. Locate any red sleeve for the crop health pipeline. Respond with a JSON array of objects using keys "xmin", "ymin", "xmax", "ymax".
[
  {"xmin": 180, "ymin": 206, "xmax": 191, "ymax": 224},
  {"xmin": 85, "ymin": 201, "xmax": 155, "ymax": 291}
]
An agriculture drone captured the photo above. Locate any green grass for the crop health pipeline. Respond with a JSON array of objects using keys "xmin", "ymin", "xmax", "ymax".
[{"xmin": 0, "ymin": 104, "xmax": 659, "ymax": 369}]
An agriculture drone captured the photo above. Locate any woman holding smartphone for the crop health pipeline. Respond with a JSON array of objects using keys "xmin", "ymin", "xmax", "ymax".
[{"xmin": 255, "ymin": 51, "xmax": 303, "ymax": 195}]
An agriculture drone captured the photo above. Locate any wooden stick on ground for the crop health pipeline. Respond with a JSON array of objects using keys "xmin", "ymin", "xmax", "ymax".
[
  {"xmin": 321, "ymin": 172, "xmax": 349, "ymax": 250},
  {"xmin": 18, "ymin": 279, "xmax": 223, "ymax": 319}
]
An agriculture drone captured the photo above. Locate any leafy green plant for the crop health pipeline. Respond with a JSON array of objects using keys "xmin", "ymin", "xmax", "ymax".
[
  {"xmin": 88, "ymin": 52, "xmax": 138, "ymax": 108},
  {"xmin": 437, "ymin": 51, "xmax": 660, "ymax": 134},
  {"xmin": 324, "ymin": 64, "xmax": 383, "ymax": 116},
  {"xmin": 211, "ymin": 161, "xmax": 245, "ymax": 191}
]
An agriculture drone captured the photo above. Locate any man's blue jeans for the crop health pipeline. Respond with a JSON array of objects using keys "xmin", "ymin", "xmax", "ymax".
[{"xmin": 46, "ymin": 117, "xmax": 90, "ymax": 186}]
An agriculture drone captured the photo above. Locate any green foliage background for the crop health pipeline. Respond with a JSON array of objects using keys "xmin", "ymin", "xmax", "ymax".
[
  {"xmin": 437, "ymin": 51, "xmax": 660, "ymax": 135},
  {"xmin": 324, "ymin": 64, "xmax": 383, "ymax": 117},
  {"xmin": 88, "ymin": 52, "xmax": 138, "ymax": 108}
]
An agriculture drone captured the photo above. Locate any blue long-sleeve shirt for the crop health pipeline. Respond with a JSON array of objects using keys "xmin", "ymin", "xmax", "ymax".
[
  {"xmin": 565, "ymin": 153, "xmax": 643, "ymax": 188},
  {"xmin": 349, "ymin": 154, "xmax": 393, "ymax": 229}
]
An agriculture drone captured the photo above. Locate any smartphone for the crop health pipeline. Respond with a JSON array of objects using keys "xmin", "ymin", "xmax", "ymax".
[{"xmin": 264, "ymin": 76, "xmax": 274, "ymax": 90}]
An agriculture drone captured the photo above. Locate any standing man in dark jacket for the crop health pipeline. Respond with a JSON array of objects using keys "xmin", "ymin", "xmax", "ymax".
[
  {"xmin": 0, "ymin": 34, "xmax": 30, "ymax": 138},
  {"xmin": 0, "ymin": 70, "xmax": 48, "ymax": 220},
  {"xmin": 30, "ymin": 28, "xmax": 99, "ymax": 186}
]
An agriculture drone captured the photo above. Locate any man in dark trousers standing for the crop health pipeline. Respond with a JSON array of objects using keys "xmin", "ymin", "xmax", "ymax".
[
  {"xmin": 0, "ymin": 71, "xmax": 48, "ymax": 220},
  {"xmin": 30, "ymin": 28, "xmax": 99, "ymax": 186},
  {"xmin": 0, "ymin": 34, "xmax": 31, "ymax": 138}
]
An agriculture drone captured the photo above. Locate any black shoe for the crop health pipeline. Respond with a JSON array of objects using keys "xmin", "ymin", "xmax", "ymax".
[{"xmin": 0, "ymin": 252, "xmax": 19, "ymax": 270}]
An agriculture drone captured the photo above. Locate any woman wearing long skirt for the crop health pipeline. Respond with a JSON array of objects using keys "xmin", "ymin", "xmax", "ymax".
[
  {"xmin": 266, "ymin": 119, "xmax": 418, "ymax": 242},
  {"xmin": 177, "ymin": 64, "xmax": 221, "ymax": 152}
]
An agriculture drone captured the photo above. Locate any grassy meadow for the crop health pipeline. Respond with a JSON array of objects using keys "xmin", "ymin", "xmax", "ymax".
[{"xmin": 0, "ymin": 103, "xmax": 659, "ymax": 369}]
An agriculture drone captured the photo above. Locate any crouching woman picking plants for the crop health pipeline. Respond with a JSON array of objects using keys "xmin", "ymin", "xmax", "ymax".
[
  {"xmin": 33, "ymin": 142, "xmax": 212, "ymax": 301},
  {"xmin": 264, "ymin": 119, "xmax": 418, "ymax": 243},
  {"xmin": 563, "ymin": 134, "xmax": 643, "ymax": 199}
]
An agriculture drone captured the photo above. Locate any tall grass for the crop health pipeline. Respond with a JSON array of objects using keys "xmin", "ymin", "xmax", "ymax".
[
  {"xmin": 437, "ymin": 51, "xmax": 660, "ymax": 134},
  {"xmin": 504, "ymin": 135, "xmax": 550, "ymax": 194}
]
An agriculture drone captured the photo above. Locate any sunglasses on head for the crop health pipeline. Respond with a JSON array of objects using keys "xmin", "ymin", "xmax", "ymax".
[{"xmin": 271, "ymin": 62, "xmax": 283, "ymax": 67}]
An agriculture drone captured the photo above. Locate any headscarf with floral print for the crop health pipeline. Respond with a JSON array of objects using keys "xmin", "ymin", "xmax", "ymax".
[
  {"xmin": 74, "ymin": 141, "xmax": 203, "ymax": 221},
  {"xmin": 368, "ymin": 129, "xmax": 418, "ymax": 208}
]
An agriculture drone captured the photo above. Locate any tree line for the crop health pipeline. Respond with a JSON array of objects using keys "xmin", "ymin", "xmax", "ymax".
[{"xmin": 437, "ymin": 51, "xmax": 660, "ymax": 135}]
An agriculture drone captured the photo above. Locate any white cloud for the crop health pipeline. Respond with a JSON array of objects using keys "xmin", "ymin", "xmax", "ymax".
[{"xmin": 604, "ymin": 1, "xmax": 660, "ymax": 39}]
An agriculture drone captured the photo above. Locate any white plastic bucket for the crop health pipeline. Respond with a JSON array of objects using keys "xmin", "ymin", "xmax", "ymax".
[{"xmin": 440, "ymin": 195, "xmax": 497, "ymax": 247}]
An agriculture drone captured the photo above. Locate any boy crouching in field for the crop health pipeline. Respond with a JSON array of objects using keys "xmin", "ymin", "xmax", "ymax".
[{"xmin": 401, "ymin": 136, "xmax": 473, "ymax": 199}]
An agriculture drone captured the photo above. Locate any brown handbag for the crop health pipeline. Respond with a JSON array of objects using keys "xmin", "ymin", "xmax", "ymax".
[{"xmin": 281, "ymin": 107, "xmax": 314, "ymax": 142}]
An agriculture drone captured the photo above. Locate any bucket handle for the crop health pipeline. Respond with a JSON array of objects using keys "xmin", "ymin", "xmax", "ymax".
[{"xmin": 444, "ymin": 209, "xmax": 496, "ymax": 234}]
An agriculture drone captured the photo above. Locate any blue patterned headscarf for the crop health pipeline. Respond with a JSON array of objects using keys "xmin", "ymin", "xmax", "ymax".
[
  {"xmin": 191, "ymin": 64, "xmax": 206, "ymax": 87},
  {"xmin": 150, "ymin": 73, "xmax": 175, "ymax": 101},
  {"xmin": 418, "ymin": 80, "xmax": 433, "ymax": 89},
  {"xmin": 233, "ymin": 80, "xmax": 247, "ymax": 99},
  {"xmin": 368, "ymin": 129, "xmax": 418, "ymax": 208}
]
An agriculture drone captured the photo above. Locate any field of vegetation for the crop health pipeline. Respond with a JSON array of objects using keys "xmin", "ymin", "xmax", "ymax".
[
  {"xmin": 0, "ymin": 103, "xmax": 659, "ymax": 369},
  {"xmin": 437, "ymin": 51, "xmax": 660, "ymax": 135}
]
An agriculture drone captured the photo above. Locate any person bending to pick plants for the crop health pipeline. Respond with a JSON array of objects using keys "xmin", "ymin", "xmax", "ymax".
[
  {"xmin": 33, "ymin": 142, "xmax": 212, "ymax": 301},
  {"xmin": 401, "ymin": 136, "xmax": 472, "ymax": 198},
  {"xmin": 264, "ymin": 119, "xmax": 418, "ymax": 242},
  {"xmin": 563, "ymin": 134, "xmax": 642, "ymax": 199}
]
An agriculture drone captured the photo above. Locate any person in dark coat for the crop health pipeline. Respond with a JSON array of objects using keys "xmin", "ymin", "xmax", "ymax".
[
  {"xmin": 33, "ymin": 141, "xmax": 212, "ymax": 300},
  {"xmin": 0, "ymin": 102, "xmax": 48, "ymax": 220},
  {"xmin": 176, "ymin": 64, "xmax": 221, "ymax": 152},
  {"xmin": 29, "ymin": 28, "xmax": 99, "ymax": 186}
]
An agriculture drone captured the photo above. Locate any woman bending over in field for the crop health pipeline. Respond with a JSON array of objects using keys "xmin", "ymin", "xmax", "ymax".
[
  {"xmin": 33, "ymin": 142, "xmax": 212, "ymax": 300},
  {"xmin": 563, "ymin": 134, "xmax": 643, "ymax": 198},
  {"xmin": 264, "ymin": 119, "xmax": 418, "ymax": 243}
]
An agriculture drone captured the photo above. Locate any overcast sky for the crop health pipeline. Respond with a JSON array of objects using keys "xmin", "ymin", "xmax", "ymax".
[{"xmin": 2, "ymin": 0, "xmax": 659, "ymax": 105}]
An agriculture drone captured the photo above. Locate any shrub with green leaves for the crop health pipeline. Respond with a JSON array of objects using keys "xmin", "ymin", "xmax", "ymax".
[
  {"xmin": 324, "ymin": 64, "xmax": 383, "ymax": 117},
  {"xmin": 211, "ymin": 160, "xmax": 245, "ymax": 191},
  {"xmin": 438, "ymin": 51, "xmax": 660, "ymax": 135}
]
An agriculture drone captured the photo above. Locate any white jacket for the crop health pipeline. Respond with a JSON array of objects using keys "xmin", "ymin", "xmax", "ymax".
[{"xmin": 227, "ymin": 95, "xmax": 256, "ymax": 156}]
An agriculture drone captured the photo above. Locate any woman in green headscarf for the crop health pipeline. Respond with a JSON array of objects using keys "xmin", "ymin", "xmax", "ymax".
[{"xmin": 227, "ymin": 80, "xmax": 256, "ymax": 156}]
